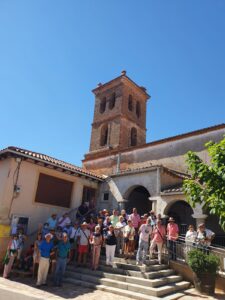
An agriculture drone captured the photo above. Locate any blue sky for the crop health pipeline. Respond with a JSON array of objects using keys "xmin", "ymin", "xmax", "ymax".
[{"xmin": 0, "ymin": 1, "xmax": 225, "ymax": 166}]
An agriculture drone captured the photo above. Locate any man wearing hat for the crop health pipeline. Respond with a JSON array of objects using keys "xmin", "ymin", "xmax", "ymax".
[
  {"xmin": 77, "ymin": 222, "xmax": 90, "ymax": 266},
  {"xmin": 36, "ymin": 233, "xmax": 54, "ymax": 287},
  {"xmin": 46, "ymin": 214, "xmax": 57, "ymax": 230},
  {"xmin": 54, "ymin": 233, "xmax": 70, "ymax": 287},
  {"xmin": 167, "ymin": 217, "xmax": 179, "ymax": 260}
]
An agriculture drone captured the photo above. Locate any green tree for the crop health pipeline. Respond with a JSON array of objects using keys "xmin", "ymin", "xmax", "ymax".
[{"xmin": 183, "ymin": 136, "xmax": 225, "ymax": 231}]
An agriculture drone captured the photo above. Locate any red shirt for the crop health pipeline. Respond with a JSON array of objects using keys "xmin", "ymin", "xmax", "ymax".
[
  {"xmin": 152, "ymin": 225, "xmax": 166, "ymax": 243},
  {"xmin": 167, "ymin": 223, "xmax": 179, "ymax": 241}
]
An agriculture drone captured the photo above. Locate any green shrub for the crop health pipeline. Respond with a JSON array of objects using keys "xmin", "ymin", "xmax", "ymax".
[{"xmin": 187, "ymin": 249, "xmax": 220, "ymax": 275}]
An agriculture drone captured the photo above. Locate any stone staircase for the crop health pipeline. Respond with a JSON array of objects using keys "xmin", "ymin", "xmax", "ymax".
[{"xmin": 64, "ymin": 257, "xmax": 191, "ymax": 300}]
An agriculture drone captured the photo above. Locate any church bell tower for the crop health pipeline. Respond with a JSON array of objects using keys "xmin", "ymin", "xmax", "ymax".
[{"xmin": 84, "ymin": 71, "xmax": 150, "ymax": 164}]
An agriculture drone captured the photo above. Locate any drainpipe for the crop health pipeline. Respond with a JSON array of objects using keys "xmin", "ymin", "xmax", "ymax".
[{"xmin": 116, "ymin": 153, "xmax": 121, "ymax": 174}]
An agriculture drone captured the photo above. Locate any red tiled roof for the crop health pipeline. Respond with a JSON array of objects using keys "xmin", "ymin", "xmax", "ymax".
[
  {"xmin": 161, "ymin": 185, "xmax": 183, "ymax": 194},
  {"xmin": 0, "ymin": 146, "xmax": 105, "ymax": 181}
]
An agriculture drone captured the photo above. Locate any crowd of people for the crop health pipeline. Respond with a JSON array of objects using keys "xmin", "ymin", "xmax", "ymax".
[{"xmin": 2, "ymin": 203, "xmax": 215, "ymax": 288}]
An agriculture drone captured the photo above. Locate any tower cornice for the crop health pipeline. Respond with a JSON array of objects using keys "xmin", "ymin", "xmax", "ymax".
[{"xmin": 92, "ymin": 72, "xmax": 150, "ymax": 100}]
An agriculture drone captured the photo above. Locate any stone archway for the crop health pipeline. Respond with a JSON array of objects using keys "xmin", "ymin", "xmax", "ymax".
[
  {"xmin": 124, "ymin": 186, "xmax": 151, "ymax": 215},
  {"xmin": 164, "ymin": 200, "xmax": 195, "ymax": 234}
]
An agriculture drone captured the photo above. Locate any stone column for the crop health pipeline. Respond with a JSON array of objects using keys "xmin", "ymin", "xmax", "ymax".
[
  {"xmin": 148, "ymin": 196, "xmax": 160, "ymax": 214},
  {"xmin": 117, "ymin": 199, "xmax": 128, "ymax": 211},
  {"xmin": 192, "ymin": 213, "xmax": 208, "ymax": 227},
  {"xmin": 192, "ymin": 203, "xmax": 207, "ymax": 226}
]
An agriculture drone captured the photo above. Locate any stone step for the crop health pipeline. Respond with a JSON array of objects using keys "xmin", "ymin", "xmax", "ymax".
[
  {"xmin": 64, "ymin": 277, "xmax": 159, "ymax": 300},
  {"xmin": 68, "ymin": 264, "xmax": 127, "ymax": 275},
  {"xmin": 128, "ymin": 269, "xmax": 175, "ymax": 279},
  {"xmin": 112, "ymin": 261, "xmax": 168, "ymax": 272},
  {"xmin": 64, "ymin": 276, "xmax": 190, "ymax": 297},
  {"xmin": 93, "ymin": 278, "xmax": 190, "ymax": 297},
  {"xmin": 162, "ymin": 292, "xmax": 187, "ymax": 300},
  {"xmin": 65, "ymin": 269, "xmax": 182, "ymax": 288},
  {"xmin": 97, "ymin": 284, "xmax": 160, "ymax": 300},
  {"xmin": 67, "ymin": 265, "xmax": 175, "ymax": 280},
  {"xmin": 112, "ymin": 257, "xmax": 160, "ymax": 266}
]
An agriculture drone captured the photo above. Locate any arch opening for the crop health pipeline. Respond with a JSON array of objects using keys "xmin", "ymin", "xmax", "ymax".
[
  {"xmin": 128, "ymin": 95, "xmax": 133, "ymax": 111},
  {"xmin": 130, "ymin": 127, "xmax": 137, "ymax": 146},
  {"xmin": 165, "ymin": 200, "xmax": 195, "ymax": 234},
  {"xmin": 136, "ymin": 101, "xmax": 141, "ymax": 118},
  {"xmin": 100, "ymin": 124, "xmax": 108, "ymax": 146},
  {"xmin": 125, "ymin": 186, "xmax": 151, "ymax": 215},
  {"xmin": 109, "ymin": 93, "xmax": 116, "ymax": 110},
  {"xmin": 100, "ymin": 97, "xmax": 106, "ymax": 113}
]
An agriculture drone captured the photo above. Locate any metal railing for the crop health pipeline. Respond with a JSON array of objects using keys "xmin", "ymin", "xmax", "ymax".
[{"xmin": 165, "ymin": 236, "xmax": 225, "ymax": 272}]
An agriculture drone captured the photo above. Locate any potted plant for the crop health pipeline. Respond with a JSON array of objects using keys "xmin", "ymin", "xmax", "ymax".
[{"xmin": 187, "ymin": 248, "xmax": 220, "ymax": 295}]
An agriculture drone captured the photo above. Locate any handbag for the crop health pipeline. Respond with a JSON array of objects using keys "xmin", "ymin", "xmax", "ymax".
[{"xmin": 3, "ymin": 252, "xmax": 9, "ymax": 265}]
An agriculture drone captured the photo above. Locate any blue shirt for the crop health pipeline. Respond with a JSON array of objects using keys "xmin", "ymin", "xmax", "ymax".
[
  {"xmin": 47, "ymin": 217, "xmax": 57, "ymax": 230},
  {"xmin": 56, "ymin": 240, "xmax": 70, "ymax": 258},
  {"xmin": 39, "ymin": 240, "xmax": 54, "ymax": 258}
]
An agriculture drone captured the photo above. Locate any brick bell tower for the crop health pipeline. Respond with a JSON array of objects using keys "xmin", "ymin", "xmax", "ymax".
[{"xmin": 83, "ymin": 71, "xmax": 150, "ymax": 171}]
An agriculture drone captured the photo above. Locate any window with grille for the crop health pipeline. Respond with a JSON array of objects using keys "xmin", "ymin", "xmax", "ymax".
[{"xmin": 103, "ymin": 192, "xmax": 109, "ymax": 201}]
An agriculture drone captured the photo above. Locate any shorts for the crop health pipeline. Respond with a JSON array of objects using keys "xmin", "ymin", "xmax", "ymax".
[{"xmin": 78, "ymin": 245, "xmax": 88, "ymax": 254}]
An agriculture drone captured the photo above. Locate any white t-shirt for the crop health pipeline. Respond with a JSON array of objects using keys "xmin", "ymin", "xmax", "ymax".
[
  {"xmin": 185, "ymin": 230, "xmax": 197, "ymax": 245},
  {"xmin": 197, "ymin": 229, "xmax": 215, "ymax": 246},
  {"xmin": 139, "ymin": 224, "xmax": 152, "ymax": 242},
  {"xmin": 77, "ymin": 229, "xmax": 90, "ymax": 246},
  {"xmin": 124, "ymin": 225, "xmax": 135, "ymax": 241},
  {"xmin": 114, "ymin": 221, "xmax": 126, "ymax": 237}
]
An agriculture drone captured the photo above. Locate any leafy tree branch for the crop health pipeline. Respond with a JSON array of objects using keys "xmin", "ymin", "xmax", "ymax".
[{"xmin": 183, "ymin": 136, "xmax": 225, "ymax": 231}]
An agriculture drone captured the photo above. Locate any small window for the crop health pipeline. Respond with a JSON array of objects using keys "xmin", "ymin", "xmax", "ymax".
[
  {"xmin": 100, "ymin": 97, "xmax": 106, "ymax": 113},
  {"xmin": 103, "ymin": 192, "xmax": 109, "ymax": 201},
  {"xmin": 100, "ymin": 124, "xmax": 108, "ymax": 146},
  {"xmin": 109, "ymin": 93, "xmax": 116, "ymax": 110},
  {"xmin": 128, "ymin": 95, "xmax": 133, "ymax": 111},
  {"xmin": 131, "ymin": 127, "xmax": 137, "ymax": 146},
  {"xmin": 136, "ymin": 101, "xmax": 141, "ymax": 118}
]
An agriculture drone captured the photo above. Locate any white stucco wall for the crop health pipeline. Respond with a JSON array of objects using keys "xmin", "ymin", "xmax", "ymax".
[
  {"xmin": 0, "ymin": 158, "xmax": 98, "ymax": 234},
  {"xmin": 97, "ymin": 169, "xmax": 158, "ymax": 211}
]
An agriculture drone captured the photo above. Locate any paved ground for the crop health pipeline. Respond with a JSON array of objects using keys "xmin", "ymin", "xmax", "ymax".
[{"xmin": 0, "ymin": 276, "xmax": 224, "ymax": 300}]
